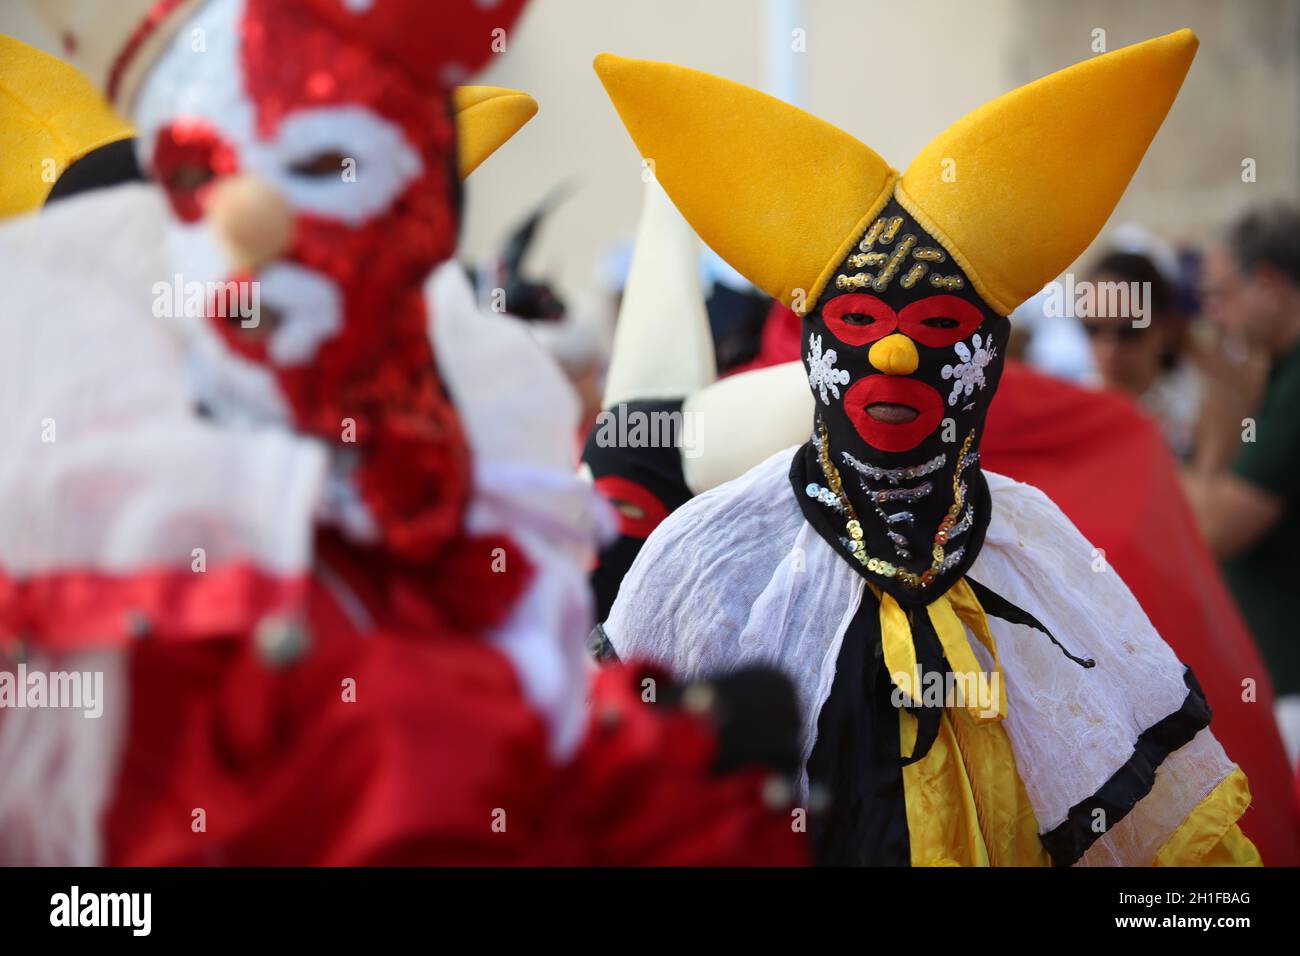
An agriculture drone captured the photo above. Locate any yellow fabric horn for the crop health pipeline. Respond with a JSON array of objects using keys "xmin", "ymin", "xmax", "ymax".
[
  {"xmin": 596, "ymin": 32, "xmax": 1196, "ymax": 318},
  {"xmin": 453, "ymin": 85, "xmax": 538, "ymax": 180},
  {"xmin": 594, "ymin": 53, "xmax": 896, "ymax": 313},
  {"xmin": 900, "ymin": 29, "xmax": 1198, "ymax": 315},
  {"xmin": 0, "ymin": 33, "xmax": 133, "ymax": 218}
]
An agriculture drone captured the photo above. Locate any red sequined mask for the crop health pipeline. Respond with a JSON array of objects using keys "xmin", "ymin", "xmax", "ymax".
[{"xmin": 133, "ymin": 0, "xmax": 520, "ymax": 563}]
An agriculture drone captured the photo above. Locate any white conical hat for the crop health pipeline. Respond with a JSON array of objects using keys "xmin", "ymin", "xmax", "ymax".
[
  {"xmin": 601, "ymin": 176, "xmax": 716, "ymax": 408},
  {"xmin": 604, "ymin": 175, "xmax": 811, "ymax": 494},
  {"xmin": 25, "ymin": 0, "xmax": 205, "ymax": 114},
  {"xmin": 681, "ymin": 360, "xmax": 812, "ymax": 494}
]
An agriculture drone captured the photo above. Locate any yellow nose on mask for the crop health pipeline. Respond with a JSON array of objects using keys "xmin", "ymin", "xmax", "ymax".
[{"xmin": 868, "ymin": 333, "xmax": 919, "ymax": 375}]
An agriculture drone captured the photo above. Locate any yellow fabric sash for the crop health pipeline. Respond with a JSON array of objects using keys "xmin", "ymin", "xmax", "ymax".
[
  {"xmin": 870, "ymin": 581, "xmax": 1261, "ymax": 867},
  {"xmin": 872, "ymin": 578, "xmax": 1007, "ymax": 760}
]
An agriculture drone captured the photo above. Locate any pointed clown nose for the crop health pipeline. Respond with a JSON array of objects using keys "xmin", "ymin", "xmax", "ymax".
[
  {"xmin": 207, "ymin": 174, "xmax": 295, "ymax": 272},
  {"xmin": 868, "ymin": 333, "xmax": 919, "ymax": 375}
]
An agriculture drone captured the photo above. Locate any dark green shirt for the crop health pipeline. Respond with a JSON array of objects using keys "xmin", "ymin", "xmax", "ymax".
[{"xmin": 1223, "ymin": 341, "xmax": 1300, "ymax": 696}]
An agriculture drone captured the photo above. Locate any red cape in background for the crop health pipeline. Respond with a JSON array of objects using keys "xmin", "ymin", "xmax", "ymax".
[
  {"xmin": 984, "ymin": 361, "xmax": 1300, "ymax": 865},
  {"xmin": 742, "ymin": 304, "xmax": 1300, "ymax": 863},
  {"xmin": 729, "ymin": 300, "xmax": 803, "ymax": 376}
]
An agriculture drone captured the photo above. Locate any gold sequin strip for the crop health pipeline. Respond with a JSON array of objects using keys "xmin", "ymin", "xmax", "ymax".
[
  {"xmin": 848, "ymin": 252, "xmax": 888, "ymax": 268},
  {"xmin": 871, "ymin": 234, "xmax": 916, "ymax": 291},
  {"xmin": 930, "ymin": 274, "xmax": 965, "ymax": 290},
  {"xmin": 858, "ymin": 218, "xmax": 886, "ymax": 253},
  {"xmin": 843, "ymin": 218, "xmax": 939, "ymax": 293},
  {"xmin": 815, "ymin": 418, "xmax": 976, "ymax": 590}
]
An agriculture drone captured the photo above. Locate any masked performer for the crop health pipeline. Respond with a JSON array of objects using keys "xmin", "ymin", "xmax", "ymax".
[
  {"xmin": 0, "ymin": 0, "xmax": 802, "ymax": 865},
  {"xmin": 587, "ymin": 212, "xmax": 1300, "ymax": 864},
  {"xmin": 584, "ymin": 196, "xmax": 1299, "ymax": 862},
  {"xmin": 596, "ymin": 30, "xmax": 1264, "ymax": 866}
]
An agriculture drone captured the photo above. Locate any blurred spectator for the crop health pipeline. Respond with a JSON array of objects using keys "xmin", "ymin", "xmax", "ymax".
[
  {"xmin": 1014, "ymin": 287, "xmax": 1097, "ymax": 383},
  {"xmin": 1082, "ymin": 249, "xmax": 1201, "ymax": 460},
  {"xmin": 1184, "ymin": 202, "xmax": 1300, "ymax": 765}
]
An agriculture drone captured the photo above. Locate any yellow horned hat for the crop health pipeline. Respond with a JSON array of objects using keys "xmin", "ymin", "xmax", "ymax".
[
  {"xmin": 24, "ymin": 0, "xmax": 535, "ymax": 179},
  {"xmin": 594, "ymin": 29, "xmax": 1197, "ymax": 317},
  {"xmin": 0, "ymin": 62, "xmax": 532, "ymax": 220},
  {"xmin": 0, "ymin": 34, "xmax": 132, "ymax": 217},
  {"xmin": 3, "ymin": 3, "xmax": 531, "ymax": 216}
]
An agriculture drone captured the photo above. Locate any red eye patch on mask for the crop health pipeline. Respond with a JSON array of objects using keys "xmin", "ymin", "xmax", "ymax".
[
  {"xmin": 821, "ymin": 294, "xmax": 984, "ymax": 349},
  {"xmin": 152, "ymin": 120, "xmax": 239, "ymax": 223},
  {"xmin": 594, "ymin": 475, "xmax": 671, "ymax": 540}
]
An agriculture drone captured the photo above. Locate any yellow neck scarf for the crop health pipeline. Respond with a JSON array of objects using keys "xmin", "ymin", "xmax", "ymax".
[{"xmin": 872, "ymin": 577, "xmax": 1007, "ymax": 759}]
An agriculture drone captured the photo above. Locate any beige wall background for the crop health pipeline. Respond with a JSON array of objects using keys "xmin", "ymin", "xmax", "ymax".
[{"xmin": 4, "ymin": 0, "xmax": 1298, "ymax": 314}]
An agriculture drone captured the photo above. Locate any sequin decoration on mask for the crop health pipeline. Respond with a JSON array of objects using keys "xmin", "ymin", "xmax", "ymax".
[
  {"xmin": 798, "ymin": 196, "xmax": 1009, "ymax": 600},
  {"xmin": 940, "ymin": 333, "xmax": 997, "ymax": 407},
  {"xmin": 806, "ymin": 332, "xmax": 850, "ymax": 405}
]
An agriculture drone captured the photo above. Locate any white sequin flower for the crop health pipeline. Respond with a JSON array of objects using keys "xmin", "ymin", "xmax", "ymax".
[
  {"xmin": 940, "ymin": 333, "xmax": 996, "ymax": 407},
  {"xmin": 807, "ymin": 333, "xmax": 850, "ymax": 405}
]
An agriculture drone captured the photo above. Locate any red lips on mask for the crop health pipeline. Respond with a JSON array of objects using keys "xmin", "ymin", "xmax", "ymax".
[{"xmin": 841, "ymin": 375, "xmax": 944, "ymax": 452}]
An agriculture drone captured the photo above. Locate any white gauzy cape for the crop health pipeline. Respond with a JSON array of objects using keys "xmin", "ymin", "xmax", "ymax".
[{"xmin": 605, "ymin": 446, "xmax": 1239, "ymax": 866}]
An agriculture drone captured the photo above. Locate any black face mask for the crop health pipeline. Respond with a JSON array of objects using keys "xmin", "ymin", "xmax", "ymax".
[
  {"xmin": 582, "ymin": 399, "xmax": 694, "ymax": 621},
  {"xmin": 791, "ymin": 198, "xmax": 1010, "ymax": 608}
]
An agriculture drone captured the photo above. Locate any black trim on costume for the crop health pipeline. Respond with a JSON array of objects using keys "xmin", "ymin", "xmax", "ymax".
[
  {"xmin": 1038, "ymin": 667, "xmax": 1212, "ymax": 867},
  {"xmin": 806, "ymin": 589, "xmax": 913, "ymax": 866},
  {"xmin": 899, "ymin": 606, "xmax": 948, "ymax": 766}
]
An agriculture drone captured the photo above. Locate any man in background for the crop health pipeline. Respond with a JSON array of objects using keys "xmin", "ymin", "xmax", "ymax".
[{"xmin": 1186, "ymin": 203, "xmax": 1300, "ymax": 766}]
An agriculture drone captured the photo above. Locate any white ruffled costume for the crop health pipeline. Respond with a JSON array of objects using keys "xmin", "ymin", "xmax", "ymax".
[
  {"xmin": 606, "ymin": 446, "xmax": 1243, "ymax": 866},
  {"xmin": 0, "ymin": 184, "xmax": 611, "ymax": 863}
]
